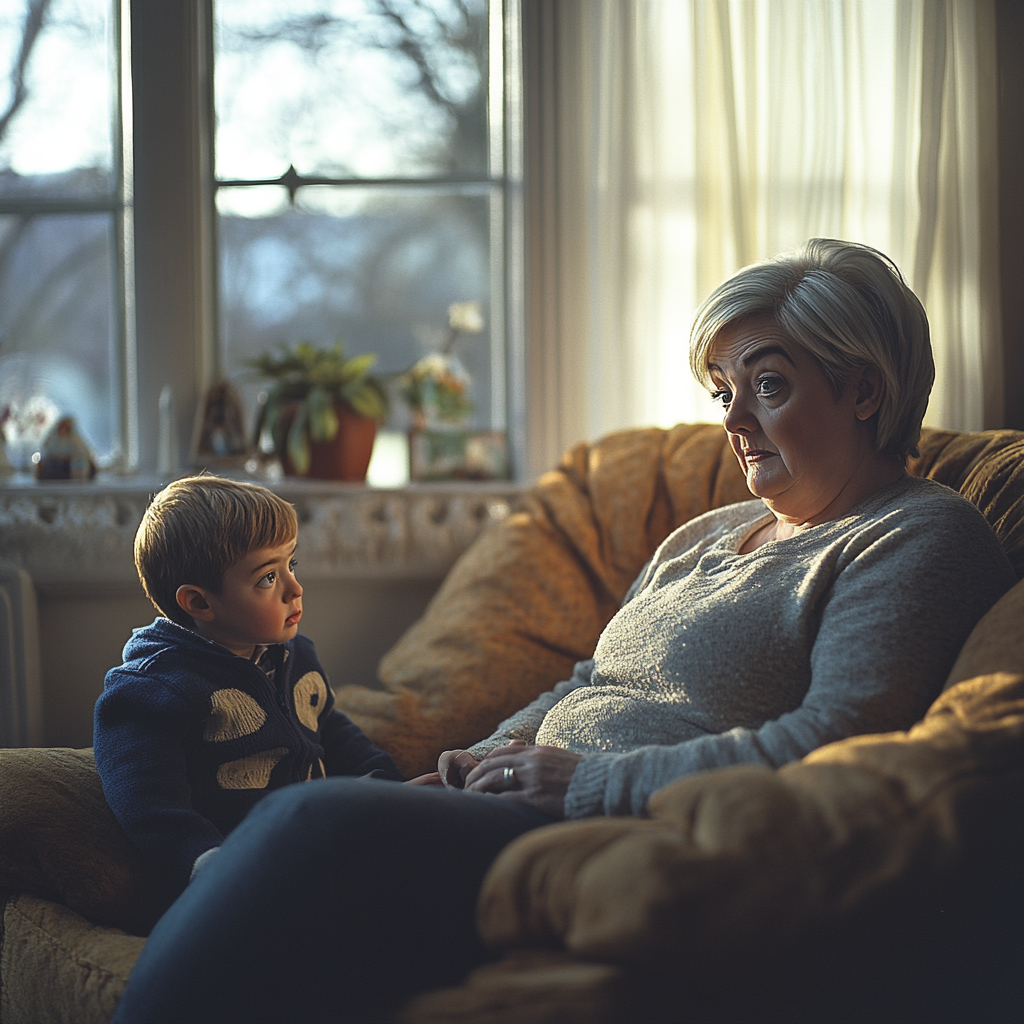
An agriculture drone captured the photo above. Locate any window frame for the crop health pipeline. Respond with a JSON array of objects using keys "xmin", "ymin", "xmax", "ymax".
[
  {"xmin": 127, "ymin": 0, "xmax": 524, "ymax": 478},
  {"xmin": 0, "ymin": 0, "xmax": 136, "ymax": 471}
]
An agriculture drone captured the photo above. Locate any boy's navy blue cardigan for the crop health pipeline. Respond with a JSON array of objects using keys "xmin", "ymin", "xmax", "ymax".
[{"xmin": 94, "ymin": 617, "xmax": 402, "ymax": 888}]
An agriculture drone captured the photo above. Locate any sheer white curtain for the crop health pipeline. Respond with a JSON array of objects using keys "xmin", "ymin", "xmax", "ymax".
[{"xmin": 524, "ymin": 0, "xmax": 1001, "ymax": 477}]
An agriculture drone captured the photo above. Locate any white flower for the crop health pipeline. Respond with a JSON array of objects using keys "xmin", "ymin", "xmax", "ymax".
[
  {"xmin": 414, "ymin": 353, "xmax": 450, "ymax": 377},
  {"xmin": 448, "ymin": 301, "xmax": 485, "ymax": 334}
]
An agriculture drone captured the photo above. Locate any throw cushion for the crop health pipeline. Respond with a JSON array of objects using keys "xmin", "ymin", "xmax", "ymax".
[
  {"xmin": 0, "ymin": 748, "xmax": 176, "ymax": 937},
  {"xmin": 394, "ymin": 951, "xmax": 676, "ymax": 1024},
  {"xmin": 0, "ymin": 894, "xmax": 144, "ymax": 1024}
]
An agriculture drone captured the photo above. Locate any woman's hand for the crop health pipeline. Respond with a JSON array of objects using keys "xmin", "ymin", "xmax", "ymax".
[
  {"xmin": 437, "ymin": 748, "xmax": 483, "ymax": 789},
  {"xmin": 463, "ymin": 742, "xmax": 582, "ymax": 819}
]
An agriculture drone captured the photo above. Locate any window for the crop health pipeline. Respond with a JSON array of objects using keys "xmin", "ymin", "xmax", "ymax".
[
  {"xmin": 0, "ymin": 0, "xmax": 131, "ymax": 471},
  {"xmin": 213, "ymin": 0, "xmax": 520, "ymax": 471},
  {"xmin": 0, "ymin": 0, "xmax": 522, "ymax": 479}
]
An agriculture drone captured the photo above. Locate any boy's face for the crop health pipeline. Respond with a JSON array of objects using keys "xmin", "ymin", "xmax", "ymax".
[{"xmin": 178, "ymin": 540, "xmax": 303, "ymax": 659}]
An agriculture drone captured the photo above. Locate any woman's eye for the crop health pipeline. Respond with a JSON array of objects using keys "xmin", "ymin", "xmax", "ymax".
[
  {"xmin": 256, "ymin": 571, "xmax": 276, "ymax": 589},
  {"xmin": 755, "ymin": 376, "xmax": 784, "ymax": 398},
  {"xmin": 710, "ymin": 388, "xmax": 732, "ymax": 407}
]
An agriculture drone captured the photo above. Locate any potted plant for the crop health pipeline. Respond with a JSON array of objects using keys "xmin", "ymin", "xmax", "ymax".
[{"xmin": 250, "ymin": 341, "xmax": 388, "ymax": 481}]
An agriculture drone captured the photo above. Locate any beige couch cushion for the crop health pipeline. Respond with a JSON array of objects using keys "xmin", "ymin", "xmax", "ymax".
[
  {"xmin": 338, "ymin": 427, "xmax": 1024, "ymax": 778},
  {"xmin": 0, "ymin": 748, "xmax": 175, "ymax": 936},
  {"xmin": 0, "ymin": 894, "xmax": 144, "ymax": 1024}
]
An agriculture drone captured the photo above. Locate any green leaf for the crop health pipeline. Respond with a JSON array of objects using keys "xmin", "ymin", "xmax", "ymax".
[
  {"xmin": 305, "ymin": 387, "xmax": 339, "ymax": 442},
  {"xmin": 287, "ymin": 404, "xmax": 311, "ymax": 475},
  {"xmin": 339, "ymin": 352, "xmax": 377, "ymax": 383},
  {"xmin": 346, "ymin": 380, "xmax": 388, "ymax": 422}
]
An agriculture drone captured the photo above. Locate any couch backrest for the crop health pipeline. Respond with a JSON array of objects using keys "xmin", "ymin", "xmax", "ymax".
[{"xmin": 909, "ymin": 429, "xmax": 1024, "ymax": 577}]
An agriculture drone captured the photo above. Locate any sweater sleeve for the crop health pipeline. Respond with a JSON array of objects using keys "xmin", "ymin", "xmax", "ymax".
[
  {"xmin": 94, "ymin": 672, "xmax": 224, "ymax": 889},
  {"xmin": 319, "ymin": 705, "xmax": 404, "ymax": 780},
  {"xmin": 564, "ymin": 502, "xmax": 1017, "ymax": 818},
  {"xmin": 315, "ymin": 656, "xmax": 403, "ymax": 779},
  {"xmin": 466, "ymin": 660, "xmax": 596, "ymax": 759}
]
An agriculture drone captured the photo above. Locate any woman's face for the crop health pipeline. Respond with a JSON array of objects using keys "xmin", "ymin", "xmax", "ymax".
[{"xmin": 707, "ymin": 318, "xmax": 879, "ymax": 526}]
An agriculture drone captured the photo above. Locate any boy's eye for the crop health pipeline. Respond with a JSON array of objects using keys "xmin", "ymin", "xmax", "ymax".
[
  {"xmin": 256, "ymin": 571, "xmax": 276, "ymax": 589},
  {"xmin": 710, "ymin": 388, "xmax": 732, "ymax": 407},
  {"xmin": 289, "ymin": 558, "xmax": 299, "ymax": 573}
]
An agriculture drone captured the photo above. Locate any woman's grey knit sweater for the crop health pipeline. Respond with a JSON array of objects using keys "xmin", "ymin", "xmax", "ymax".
[{"xmin": 467, "ymin": 476, "xmax": 1016, "ymax": 819}]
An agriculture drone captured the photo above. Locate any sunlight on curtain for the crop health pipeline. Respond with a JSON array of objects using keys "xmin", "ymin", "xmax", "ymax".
[{"xmin": 527, "ymin": 0, "xmax": 1000, "ymax": 473}]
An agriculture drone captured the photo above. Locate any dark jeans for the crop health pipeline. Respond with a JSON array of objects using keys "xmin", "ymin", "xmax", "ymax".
[{"xmin": 111, "ymin": 778, "xmax": 554, "ymax": 1024}]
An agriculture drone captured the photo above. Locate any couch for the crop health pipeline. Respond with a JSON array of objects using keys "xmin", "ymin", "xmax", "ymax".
[{"xmin": 1, "ymin": 424, "xmax": 1022, "ymax": 1024}]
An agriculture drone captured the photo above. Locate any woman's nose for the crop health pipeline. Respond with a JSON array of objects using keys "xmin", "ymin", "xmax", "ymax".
[{"xmin": 723, "ymin": 395, "xmax": 756, "ymax": 435}]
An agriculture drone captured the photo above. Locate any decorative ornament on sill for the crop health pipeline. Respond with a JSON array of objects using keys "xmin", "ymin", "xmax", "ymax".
[
  {"xmin": 401, "ymin": 301, "xmax": 483, "ymax": 431},
  {"xmin": 190, "ymin": 380, "xmax": 251, "ymax": 471},
  {"xmin": 0, "ymin": 405, "xmax": 14, "ymax": 477},
  {"xmin": 34, "ymin": 416, "xmax": 97, "ymax": 481},
  {"xmin": 249, "ymin": 341, "xmax": 388, "ymax": 482}
]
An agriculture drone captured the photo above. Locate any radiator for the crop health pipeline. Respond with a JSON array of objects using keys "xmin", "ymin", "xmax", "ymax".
[{"xmin": 0, "ymin": 561, "xmax": 43, "ymax": 747}]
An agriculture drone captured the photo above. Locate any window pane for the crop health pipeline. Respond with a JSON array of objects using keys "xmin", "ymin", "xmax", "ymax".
[
  {"xmin": 0, "ymin": 212, "xmax": 117, "ymax": 465},
  {"xmin": 217, "ymin": 186, "xmax": 495, "ymax": 427},
  {"xmin": 0, "ymin": 0, "xmax": 115, "ymax": 200},
  {"xmin": 214, "ymin": 0, "xmax": 489, "ymax": 181}
]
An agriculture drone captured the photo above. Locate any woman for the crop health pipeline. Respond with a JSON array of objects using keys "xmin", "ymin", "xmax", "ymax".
[{"xmin": 112, "ymin": 241, "xmax": 1015, "ymax": 1024}]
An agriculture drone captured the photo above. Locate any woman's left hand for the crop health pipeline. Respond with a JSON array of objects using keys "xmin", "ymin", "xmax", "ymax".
[{"xmin": 463, "ymin": 742, "xmax": 582, "ymax": 818}]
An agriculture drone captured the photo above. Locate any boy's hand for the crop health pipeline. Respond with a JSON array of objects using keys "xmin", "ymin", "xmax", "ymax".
[{"xmin": 404, "ymin": 772, "xmax": 444, "ymax": 786}]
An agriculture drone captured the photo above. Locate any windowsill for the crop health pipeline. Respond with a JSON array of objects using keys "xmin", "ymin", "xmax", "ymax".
[{"xmin": 0, "ymin": 473, "xmax": 525, "ymax": 596}]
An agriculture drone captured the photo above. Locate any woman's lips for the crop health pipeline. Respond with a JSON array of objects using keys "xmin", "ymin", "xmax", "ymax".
[{"xmin": 742, "ymin": 449, "xmax": 777, "ymax": 464}]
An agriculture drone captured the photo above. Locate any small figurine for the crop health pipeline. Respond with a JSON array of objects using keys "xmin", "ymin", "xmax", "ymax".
[
  {"xmin": 0, "ymin": 404, "xmax": 14, "ymax": 477},
  {"xmin": 190, "ymin": 381, "xmax": 250, "ymax": 469},
  {"xmin": 34, "ymin": 416, "xmax": 97, "ymax": 481}
]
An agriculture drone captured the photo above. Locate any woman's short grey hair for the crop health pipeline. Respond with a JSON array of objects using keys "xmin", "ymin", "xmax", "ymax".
[{"xmin": 689, "ymin": 239, "xmax": 934, "ymax": 462}]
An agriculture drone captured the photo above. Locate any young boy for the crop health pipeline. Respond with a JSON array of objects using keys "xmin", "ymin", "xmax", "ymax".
[{"xmin": 94, "ymin": 475, "xmax": 403, "ymax": 890}]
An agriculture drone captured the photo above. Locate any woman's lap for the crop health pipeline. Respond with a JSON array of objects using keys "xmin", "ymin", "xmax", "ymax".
[{"xmin": 112, "ymin": 778, "xmax": 554, "ymax": 1024}]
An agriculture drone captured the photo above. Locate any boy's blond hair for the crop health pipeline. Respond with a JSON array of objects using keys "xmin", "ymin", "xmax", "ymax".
[{"xmin": 135, "ymin": 475, "xmax": 298, "ymax": 627}]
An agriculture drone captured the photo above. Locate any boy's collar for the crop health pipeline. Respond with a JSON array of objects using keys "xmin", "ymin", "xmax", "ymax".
[{"xmin": 154, "ymin": 618, "xmax": 289, "ymax": 662}]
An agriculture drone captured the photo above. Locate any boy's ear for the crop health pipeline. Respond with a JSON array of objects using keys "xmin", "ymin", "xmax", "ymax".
[{"xmin": 176, "ymin": 584, "xmax": 215, "ymax": 623}]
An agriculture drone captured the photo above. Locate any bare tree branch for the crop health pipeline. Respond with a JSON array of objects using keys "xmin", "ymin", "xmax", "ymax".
[
  {"xmin": 230, "ymin": 13, "xmax": 353, "ymax": 54},
  {"xmin": 0, "ymin": 0, "xmax": 54, "ymax": 146}
]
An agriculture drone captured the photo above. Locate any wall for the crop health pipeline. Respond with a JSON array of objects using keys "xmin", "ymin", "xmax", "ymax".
[{"xmin": 35, "ymin": 578, "xmax": 441, "ymax": 749}]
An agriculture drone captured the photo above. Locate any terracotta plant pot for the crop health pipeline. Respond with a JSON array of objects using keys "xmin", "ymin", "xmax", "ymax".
[{"xmin": 278, "ymin": 402, "xmax": 378, "ymax": 482}]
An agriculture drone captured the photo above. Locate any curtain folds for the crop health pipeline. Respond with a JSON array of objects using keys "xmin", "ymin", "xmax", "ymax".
[{"xmin": 524, "ymin": 0, "xmax": 1001, "ymax": 478}]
